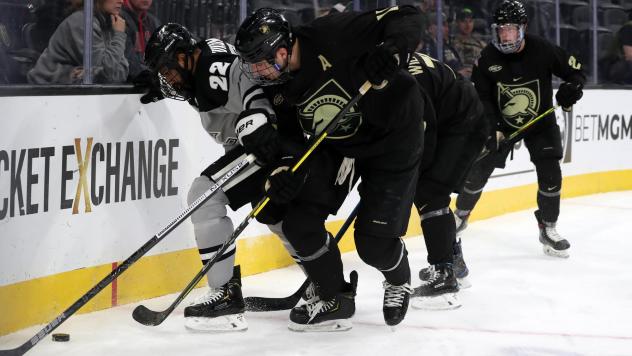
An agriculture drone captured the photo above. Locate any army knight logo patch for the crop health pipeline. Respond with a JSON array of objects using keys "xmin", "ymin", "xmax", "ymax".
[
  {"xmin": 297, "ymin": 79, "xmax": 362, "ymax": 139},
  {"xmin": 497, "ymin": 80, "xmax": 541, "ymax": 129}
]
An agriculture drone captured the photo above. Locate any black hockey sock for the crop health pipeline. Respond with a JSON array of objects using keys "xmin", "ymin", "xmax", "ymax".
[
  {"xmin": 301, "ymin": 241, "xmax": 345, "ymax": 300},
  {"xmin": 381, "ymin": 252, "xmax": 410, "ymax": 286},
  {"xmin": 456, "ymin": 190, "xmax": 483, "ymax": 212},
  {"xmin": 421, "ymin": 209, "xmax": 456, "ymax": 265},
  {"xmin": 535, "ymin": 159, "xmax": 562, "ymax": 222},
  {"xmin": 537, "ymin": 193, "xmax": 560, "ymax": 222}
]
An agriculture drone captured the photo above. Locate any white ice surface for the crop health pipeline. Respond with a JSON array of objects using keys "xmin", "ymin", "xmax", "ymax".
[{"xmin": 1, "ymin": 191, "xmax": 632, "ymax": 356}]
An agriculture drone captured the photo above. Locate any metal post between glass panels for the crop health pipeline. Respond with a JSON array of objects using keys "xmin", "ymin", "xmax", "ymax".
[
  {"xmin": 83, "ymin": 0, "xmax": 93, "ymax": 84},
  {"xmin": 555, "ymin": 0, "xmax": 561, "ymax": 46},
  {"xmin": 436, "ymin": 0, "xmax": 443, "ymax": 61},
  {"xmin": 591, "ymin": 0, "xmax": 597, "ymax": 84}
]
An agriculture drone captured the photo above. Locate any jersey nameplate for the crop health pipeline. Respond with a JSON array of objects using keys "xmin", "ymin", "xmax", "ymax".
[{"xmin": 205, "ymin": 38, "xmax": 237, "ymax": 55}]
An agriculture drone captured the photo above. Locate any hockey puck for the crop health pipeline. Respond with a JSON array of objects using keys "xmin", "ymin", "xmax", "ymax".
[{"xmin": 52, "ymin": 333, "xmax": 70, "ymax": 342}]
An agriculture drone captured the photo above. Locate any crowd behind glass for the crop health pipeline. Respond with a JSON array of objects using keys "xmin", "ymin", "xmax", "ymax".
[{"xmin": 1, "ymin": 0, "xmax": 630, "ymax": 86}]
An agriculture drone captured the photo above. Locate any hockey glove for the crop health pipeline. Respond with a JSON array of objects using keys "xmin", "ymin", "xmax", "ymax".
[
  {"xmin": 140, "ymin": 88, "xmax": 165, "ymax": 104},
  {"xmin": 133, "ymin": 70, "xmax": 165, "ymax": 104},
  {"xmin": 555, "ymin": 82, "xmax": 583, "ymax": 110},
  {"xmin": 363, "ymin": 40, "xmax": 400, "ymax": 87},
  {"xmin": 265, "ymin": 157, "xmax": 309, "ymax": 204},
  {"xmin": 235, "ymin": 109, "xmax": 280, "ymax": 166}
]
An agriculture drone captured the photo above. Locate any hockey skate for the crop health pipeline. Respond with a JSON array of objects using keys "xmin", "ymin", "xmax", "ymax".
[
  {"xmin": 412, "ymin": 263, "xmax": 461, "ymax": 310},
  {"xmin": 184, "ymin": 266, "xmax": 247, "ymax": 332},
  {"xmin": 288, "ymin": 271, "xmax": 358, "ymax": 332},
  {"xmin": 419, "ymin": 239, "xmax": 471, "ymax": 289},
  {"xmin": 535, "ymin": 210, "xmax": 570, "ymax": 258},
  {"xmin": 382, "ymin": 279, "xmax": 414, "ymax": 328}
]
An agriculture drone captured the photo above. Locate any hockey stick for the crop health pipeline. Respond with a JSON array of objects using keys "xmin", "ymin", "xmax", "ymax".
[
  {"xmin": 132, "ymin": 80, "xmax": 374, "ymax": 326},
  {"xmin": 0, "ymin": 154, "xmax": 256, "ymax": 356},
  {"xmin": 474, "ymin": 104, "xmax": 560, "ymax": 163},
  {"xmin": 244, "ymin": 201, "xmax": 361, "ymax": 312}
]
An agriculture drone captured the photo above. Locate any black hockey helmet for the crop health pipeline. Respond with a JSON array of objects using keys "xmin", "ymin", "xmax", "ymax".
[
  {"xmin": 145, "ymin": 23, "xmax": 198, "ymax": 100},
  {"xmin": 493, "ymin": 0, "xmax": 528, "ymax": 25},
  {"xmin": 234, "ymin": 8, "xmax": 293, "ymax": 85},
  {"xmin": 491, "ymin": 0, "xmax": 528, "ymax": 54}
]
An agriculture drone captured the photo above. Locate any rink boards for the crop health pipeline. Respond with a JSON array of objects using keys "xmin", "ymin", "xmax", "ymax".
[{"xmin": 1, "ymin": 90, "xmax": 631, "ymax": 335}]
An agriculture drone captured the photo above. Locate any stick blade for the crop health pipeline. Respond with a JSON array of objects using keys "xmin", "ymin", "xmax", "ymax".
[
  {"xmin": 244, "ymin": 281, "xmax": 307, "ymax": 312},
  {"xmin": 244, "ymin": 294, "xmax": 301, "ymax": 312},
  {"xmin": 132, "ymin": 305, "xmax": 166, "ymax": 326},
  {"xmin": 0, "ymin": 348, "xmax": 25, "ymax": 356}
]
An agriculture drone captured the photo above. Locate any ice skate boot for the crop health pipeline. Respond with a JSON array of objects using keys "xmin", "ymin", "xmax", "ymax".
[
  {"xmin": 288, "ymin": 271, "xmax": 358, "ymax": 332},
  {"xmin": 419, "ymin": 239, "xmax": 470, "ymax": 289},
  {"xmin": 412, "ymin": 263, "xmax": 461, "ymax": 310},
  {"xmin": 382, "ymin": 279, "xmax": 414, "ymax": 327},
  {"xmin": 184, "ymin": 266, "xmax": 247, "ymax": 332},
  {"xmin": 535, "ymin": 210, "xmax": 570, "ymax": 258}
]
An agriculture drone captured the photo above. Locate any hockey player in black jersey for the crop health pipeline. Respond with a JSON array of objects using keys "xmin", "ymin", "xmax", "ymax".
[
  {"xmin": 235, "ymin": 6, "xmax": 424, "ymax": 330},
  {"xmin": 406, "ymin": 52, "xmax": 487, "ymax": 310},
  {"xmin": 453, "ymin": 0, "xmax": 585, "ymax": 258},
  {"xmin": 142, "ymin": 23, "xmax": 304, "ymax": 332}
]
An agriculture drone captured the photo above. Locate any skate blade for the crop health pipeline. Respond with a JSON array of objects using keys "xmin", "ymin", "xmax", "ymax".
[
  {"xmin": 543, "ymin": 245, "xmax": 569, "ymax": 258},
  {"xmin": 411, "ymin": 293, "xmax": 461, "ymax": 310},
  {"xmin": 288, "ymin": 319, "xmax": 352, "ymax": 332},
  {"xmin": 457, "ymin": 277, "xmax": 472, "ymax": 289},
  {"xmin": 185, "ymin": 314, "xmax": 248, "ymax": 332}
]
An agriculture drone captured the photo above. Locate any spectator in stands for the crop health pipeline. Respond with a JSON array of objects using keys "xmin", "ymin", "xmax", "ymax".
[
  {"xmin": 0, "ymin": 35, "xmax": 23, "ymax": 83},
  {"xmin": 26, "ymin": 0, "xmax": 85, "ymax": 54},
  {"xmin": 422, "ymin": 12, "xmax": 464, "ymax": 74},
  {"xmin": 121, "ymin": 0, "xmax": 160, "ymax": 79},
  {"xmin": 602, "ymin": 21, "xmax": 632, "ymax": 84},
  {"xmin": 451, "ymin": 0, "xmax": 489, "ymax": 19},
  {"xmin": 452, "ymin": 8, "xmax": 486, "ymax": 79},
  {"xmin": 27, "ymin": 0, "xmax": 128, "ymax": 84}
]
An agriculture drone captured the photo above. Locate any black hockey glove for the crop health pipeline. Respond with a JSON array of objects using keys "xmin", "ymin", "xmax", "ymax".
[
  {"xmin": 555, "ymin": 82, "xmax": 583, "ymax": 109},
  {"xmin": 236, "ymin": 109, "xmax": 280, "ymax": 166},
  {"xmin": 133, "ymin": 70, "xmax": 165, "ymax": 104},
  {"xmin": 265, "ymin": 160, "xmax": 308, "ymax": 204},
  {"xmin": 140, "ymin": 88, "xmax": 165, "ymax": 104},
  {"xmin": 363, "ymin": 40, "xmax": 400, "ymax": 87}
]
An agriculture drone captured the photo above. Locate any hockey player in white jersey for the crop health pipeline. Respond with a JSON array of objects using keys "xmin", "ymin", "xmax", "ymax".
[{"xmin": 142, "ymin": 23, "xmax": 304, "ymax": 332}]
